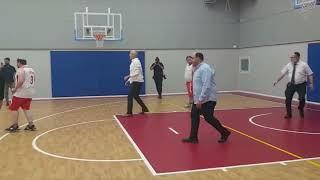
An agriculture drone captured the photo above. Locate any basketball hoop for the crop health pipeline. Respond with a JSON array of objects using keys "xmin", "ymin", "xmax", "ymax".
[
  {"xmin": 297, "ymin": 0, "xmax": 317, "ymax": 19},
  {"xmin": 94, "ymin": 32, "xmax": 105, "ymax": 48}
]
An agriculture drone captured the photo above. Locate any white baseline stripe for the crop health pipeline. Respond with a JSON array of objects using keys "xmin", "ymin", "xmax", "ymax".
[
  {"xmin": 32, "ymin": 91, "xmax": 236, "ymax": 101},
  {"xmin": 237, "ymin": 90, "xmax": 320, "ymax": 108},
  {"xmin": 154, "ymin": 157, "xmax": 320, "ymax": 176}
]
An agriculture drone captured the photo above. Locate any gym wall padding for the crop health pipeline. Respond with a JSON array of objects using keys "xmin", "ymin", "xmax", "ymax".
[
  {"xmin": 307, "ymin": 43, "xmax": 320, "ymax": 103},
  {"xmin": 51, "ymin": 51, "xmax": 145, "ymax": 97}
]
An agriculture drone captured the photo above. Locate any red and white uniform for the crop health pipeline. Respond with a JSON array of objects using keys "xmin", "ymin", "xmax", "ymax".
[
  {"xmin": 184, "ymin": 64, "xmax": 193, "ymax": 98},
  {"xmin": 9, "ymin": 65, "xmax": 35, "ymax": 111}
]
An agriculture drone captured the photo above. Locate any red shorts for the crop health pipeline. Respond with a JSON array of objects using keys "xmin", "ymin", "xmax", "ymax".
[
  {"xmin": 9, "ymin": 96, "xmax": 32, "ymax": 111},
  {"xmin": 186, "ymin": 82, "xmax": 193, "ymax": 98}
]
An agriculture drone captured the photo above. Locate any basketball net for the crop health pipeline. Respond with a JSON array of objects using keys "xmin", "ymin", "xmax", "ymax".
[
  {"xmin": 298, "ymin": 0, "xmax": 316, "ymax": 19},
  {"xmin": 94, "ymin": 32, "xmax": 105, "ymax": 48}
]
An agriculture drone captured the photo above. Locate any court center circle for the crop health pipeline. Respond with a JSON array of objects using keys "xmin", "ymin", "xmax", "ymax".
[
  {"xmin": 32, "ymin": 119, "xmax": 142, "ymax": 162},
  {"xmin": 249, "ymin": 113, "xmax": 320, "ymax": 135}
]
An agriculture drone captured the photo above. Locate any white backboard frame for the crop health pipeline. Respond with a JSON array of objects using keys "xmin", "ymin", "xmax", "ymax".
[
  {"xmin": 74, "ymin": 7, "xmax": 122, "ymax": 41},
  {"xmin": 293, "ymin": 0, "xmax": 320, "ymax": 9}
]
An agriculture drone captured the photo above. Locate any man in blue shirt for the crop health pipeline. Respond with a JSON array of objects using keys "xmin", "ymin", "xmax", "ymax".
[{"xmin": 182, "ymin": 52, "xmax": 231, "ymax": 144}]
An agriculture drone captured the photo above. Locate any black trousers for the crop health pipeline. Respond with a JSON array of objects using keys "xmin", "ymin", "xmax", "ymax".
[
  {"xmin": 285, "ymin": 82, "xmax": 306, "ymax": 116},
  {"xmin": 127, "ymin": 82, "xmax": 149, "ymax": 114},
  {"xmin": 189, "ymin": 101, "xmax": 228, "ymax": 139},
  {"xmin": 153, "ymin": 77, "xmax": 163, "ymax": 97}
]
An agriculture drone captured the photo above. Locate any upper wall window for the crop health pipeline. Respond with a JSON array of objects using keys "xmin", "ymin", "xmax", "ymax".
[{"xmin": 239, "ymin": 56, "xmax": 250, "ymax": 73}]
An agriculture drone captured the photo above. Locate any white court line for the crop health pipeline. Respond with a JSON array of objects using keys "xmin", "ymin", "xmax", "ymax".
[
  {"xmin": 0, "ymin": 133, "xmax": 9, "ymax": 142},
  {"xmin": 168, "ymin": 127, "xmax": 179, "ymax": 135},
  {"xmin": 167, "ymin": 102, "xmax": 284, "ymax": 112},
  {"xmin": 0, "ymin": 101, "xmax": 125, "ymax": 143},
  {"xmin": 280, "ymin": 162, "xmax": 287, "ymax": 166},
  {"xmin": 154, "ymin": 157, "xmax": 320, "ymax": 176},
  {"xmin": 222, "ymin": 168, "xmax": 228, "ymax": 172},
  {"xmin": 113, "ymin": 106, "xmax": 284, "ymax": 119},
  {"xmin": 114, "ymin": 115, "xmax": 157, "ymax": 176},
  {"xmin": 234, "ymin": 91, "xmax": 320, "ymax": 111},
  {"xmin": 32, "ymin": 119, "xmax": 142, "ymax": 162},
  {"xmin": 249, "ymin": 113, "xmax": 320, "ymax": 135},
  {"xmin": 167, "ymin": 103, "xmax": 187, "ymax": 111}
]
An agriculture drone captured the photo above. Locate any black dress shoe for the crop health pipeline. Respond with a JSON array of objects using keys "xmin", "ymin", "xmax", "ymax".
[
  {"xmin": 284, "ymin": 115, "xmax": 292, "ymax": 119},
  {"xmin": 299, "ymin": 108, "xmax": 304, "ymax": 118},
  {"xmin": 139, "ymin": 108, "xmax": 149, "ymax": 114},
  {"xmin": 218, "ymin": 130, "xmax": 231, "ymax": 143},
  {"xmin": 182, "ymin": 138, "xmax": 199, "ymax": 144}
]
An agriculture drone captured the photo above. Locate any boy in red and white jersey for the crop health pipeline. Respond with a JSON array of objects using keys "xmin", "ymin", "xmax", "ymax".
[
  {"xmin": 5, "ymin": 58, "xmax": 36, "ymax": 132},
  {"xmin": 184, "ymin": 56, "xmax": 193, "ymax": 108}
]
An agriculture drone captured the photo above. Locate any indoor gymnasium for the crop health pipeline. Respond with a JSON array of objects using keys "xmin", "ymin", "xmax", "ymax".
[{"xmin": 0, "ymin": 0, "xmax": 320, "ymax": 179}]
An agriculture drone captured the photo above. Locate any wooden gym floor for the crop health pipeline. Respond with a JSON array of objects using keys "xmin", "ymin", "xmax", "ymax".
[{"xmin": 0, "ymin": 94, "xmax": 320, "ymax": 180}]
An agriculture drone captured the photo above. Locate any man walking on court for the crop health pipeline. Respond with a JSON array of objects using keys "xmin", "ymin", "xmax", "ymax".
[
  {"xmin": 274, "ymin": 52, "xmax": 314, "ymax": 119},
  {"xmin": 5, "ymin": 58, "xmax": 36, "ymax": 132},
  {"xmin": 2, "ymin": 57, "xmax": 16, "ymax": 106},
  {"xmin": 150, "ymin": 57, "xmax": 165, "ymax": 99},
  {"xmin": 182, "ymin": 52, "xmax": 231, "ymax": 144},
  {"xmin": 124, "ymin": 50, "xmax": 149, "ymax": 117}
]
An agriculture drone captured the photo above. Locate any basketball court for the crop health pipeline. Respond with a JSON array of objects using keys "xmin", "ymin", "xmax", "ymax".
[
  {"xmin": 1, "ymin": 0, "xmax": 320, "ymax": 179},
  {"xmin": 1, "ymin": 94, "xmax": 320, "ymax": 179}
]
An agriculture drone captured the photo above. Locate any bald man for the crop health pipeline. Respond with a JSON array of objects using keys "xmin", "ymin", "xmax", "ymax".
[
  {"xmin": 182, "ymin": 52, "xmax": 230, "ymax": 143},
  {"xmin": 124, "ymin": 50, "xmax": 149, "ymax": 117}
]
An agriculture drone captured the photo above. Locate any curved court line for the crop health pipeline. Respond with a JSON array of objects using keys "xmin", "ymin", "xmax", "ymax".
[
  {"xmin": 32, "ymin": 119, "xmax": 142, "ymax": 162},
  {"xmin": 0, "ymin": 100, "xmax": 125, "ymax": 143},
  {"xmin": 249, "ymin": 113, "xmax": 320, "ymax": 135},
  {"xmin": 0, "ymin": 133, "xmax": 9, "ymax": 142}
]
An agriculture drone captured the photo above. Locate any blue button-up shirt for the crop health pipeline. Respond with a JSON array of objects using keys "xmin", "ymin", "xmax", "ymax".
[{"xmin": 193, "ymin": 62, "xmax": 217, "ymax": 104}]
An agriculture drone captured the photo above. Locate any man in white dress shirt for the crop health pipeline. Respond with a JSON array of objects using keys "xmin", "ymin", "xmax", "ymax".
[
  {"xmin": 124, "ymin": 50, "xmax": 149, "ymax": 117},
  {"xmin": 274, "ymin": 52, "xmax": 314, "ymax": 119}
]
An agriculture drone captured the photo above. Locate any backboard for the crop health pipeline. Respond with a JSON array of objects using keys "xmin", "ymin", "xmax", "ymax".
[
  {"xmin": 74, "ymin": 7, "xmax": 122, "ymax": 41},
  {"xmin": 293, "ymin": 0, "xmax": 320, "ymax": 9}
]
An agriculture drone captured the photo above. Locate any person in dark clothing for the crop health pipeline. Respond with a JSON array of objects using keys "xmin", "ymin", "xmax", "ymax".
[
  {"xmin": 0, "ymin": 65, "xmax": 5, "ymax": 109},
  {"xmin": 150, "ymin": 57, "xmax": 165, "ymax": 99},
  {"xmin": 2, "ymin": 57, "xmax": 16, "ymax": 106}
]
